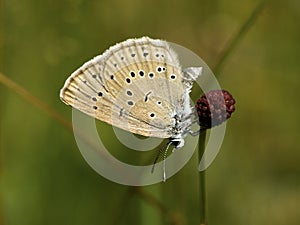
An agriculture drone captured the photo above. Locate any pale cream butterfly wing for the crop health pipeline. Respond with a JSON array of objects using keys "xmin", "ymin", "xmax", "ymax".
[{"xmin": 60, "ymin": 37, "xmax": 200, "ymax": 142}]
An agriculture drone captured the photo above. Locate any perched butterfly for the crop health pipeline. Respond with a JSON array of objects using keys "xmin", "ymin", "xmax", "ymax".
[{"xmin": 60, "ymin": 37, "xmax": 202, "ymax": 177}]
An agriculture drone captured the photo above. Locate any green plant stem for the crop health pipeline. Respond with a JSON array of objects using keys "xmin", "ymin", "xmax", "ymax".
[
  {"xmin": 213, "ymin": 0, "xmax": 266, "ymax": 75},
  {"xmin": 198, "ymin": 129, "xmax": 207, "ymax": 225},
  {"xmin": 196, "ymin": 1, "xmax": 266, "ymax": 224}
]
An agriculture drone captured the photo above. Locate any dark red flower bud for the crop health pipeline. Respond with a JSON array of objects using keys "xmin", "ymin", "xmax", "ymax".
[{"xmin": 196, "ymin": 90, "xmax": 236, "ymax": 129}]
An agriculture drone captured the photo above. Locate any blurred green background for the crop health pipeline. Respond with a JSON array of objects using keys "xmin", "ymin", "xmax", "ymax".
[{"xmin": 1, "ymin": 0, "xmax": 300, "ymax": 224}]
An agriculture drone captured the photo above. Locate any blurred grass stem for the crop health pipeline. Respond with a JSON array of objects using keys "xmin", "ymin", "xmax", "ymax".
[
  {"xmin": 213, "ymin": 0, "xmax": 266, "ymax": 75},
  {"xmin": 0, "ymin": 72, "xmax": 72, "ymax": 131}
]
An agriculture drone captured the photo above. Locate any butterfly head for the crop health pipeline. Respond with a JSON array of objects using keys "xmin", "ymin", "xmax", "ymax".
[{"xmin": 170, "ymin": 137, "xmax": 185, "ymax": 149}]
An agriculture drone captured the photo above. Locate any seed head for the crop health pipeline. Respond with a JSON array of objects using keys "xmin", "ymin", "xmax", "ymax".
[{"xmin": 196, "ymin": 90, "xmax": 236, "ymax": 129}]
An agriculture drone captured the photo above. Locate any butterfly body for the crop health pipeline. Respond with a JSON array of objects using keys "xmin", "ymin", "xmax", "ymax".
[{"xmin": 60, "ymin": 37, "xmax": 202, "ymax": 148}]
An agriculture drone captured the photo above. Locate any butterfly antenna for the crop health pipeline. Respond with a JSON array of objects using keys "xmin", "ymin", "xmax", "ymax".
[
  {"xmin": 151, "ymin": 141, "xmax": 172, "ymax": 182},
  {"xmin": 163, "ymin": 142, "xmax": 172, "ymax": 182},
  {"xmin": 151, "ymin": 145, "xmax": 165, "ymax": 174}
]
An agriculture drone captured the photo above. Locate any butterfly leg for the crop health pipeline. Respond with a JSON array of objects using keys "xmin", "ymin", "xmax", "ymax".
[{"xmin": 188, "ymin": 128, "xmax": 207, "ymax": 136}]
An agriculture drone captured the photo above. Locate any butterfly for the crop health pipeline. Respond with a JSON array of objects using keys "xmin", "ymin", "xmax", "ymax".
[{"xmin": 60, "ymin": 37, "xmax": 202, "ymax": 164}]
